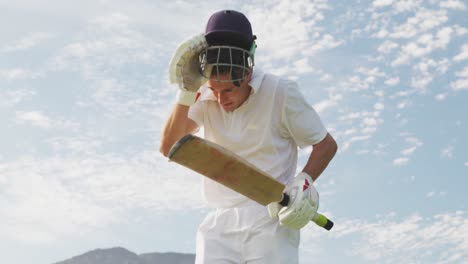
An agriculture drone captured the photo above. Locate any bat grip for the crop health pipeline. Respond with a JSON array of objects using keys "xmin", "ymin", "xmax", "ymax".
[
  {"xmin": 280, "ymin": 193, "xmax": 334, "ymax": 231},
  {"xmin": 279, "ymin": 193, "xmax": 290, "ymax": 206}
]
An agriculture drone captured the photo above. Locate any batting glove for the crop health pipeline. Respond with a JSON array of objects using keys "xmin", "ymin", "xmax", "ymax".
[
  {"xmin": 268, "ymin": 172, "xmax": 319, "ymax": 230},
  {"xmin": 169, "ymin": 34, "xmax": 209, "ymax": 106}
]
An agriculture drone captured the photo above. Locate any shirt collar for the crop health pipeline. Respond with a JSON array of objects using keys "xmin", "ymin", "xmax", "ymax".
[
  {"xmin": 199, "ymin": 69, "xmax": 265, "ymax": 101},
  {"xmin": 248, "ymin": 68, "xmax": 264, "ymax": 95}
]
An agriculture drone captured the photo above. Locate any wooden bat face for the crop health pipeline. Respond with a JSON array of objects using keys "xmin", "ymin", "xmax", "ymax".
[{"xmin": 168, "ymin": 134, "xmax": 285, "ymax": 205}]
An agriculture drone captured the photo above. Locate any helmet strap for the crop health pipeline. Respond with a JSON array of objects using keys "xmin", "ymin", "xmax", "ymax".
[{"xmin": 249, "ymin": 40, "xmax": 257, "ymax": 62}]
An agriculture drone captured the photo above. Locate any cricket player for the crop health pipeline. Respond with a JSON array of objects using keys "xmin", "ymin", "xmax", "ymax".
[{"xmin": 160, "ymin": 10, "xmax": 337, "ymax": 264}]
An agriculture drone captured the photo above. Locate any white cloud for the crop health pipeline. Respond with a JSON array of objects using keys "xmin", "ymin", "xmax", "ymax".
[
  {"xmin": 0, "ymin": 32, "xmax": 54, "ymax": 52},
  {"xmin": 0, "ymin": 88, "xmax": 35, "ymax": 107},
  {"xmin": 391, "ymin": 89, "xmax": 416, "ymax": 99},
  {"xmin": 15, "ymin": 111, "xmax": 52, "ymax": 128},
  {"xmin": 389, "ymin": 9, "xmax": 448, "ymax": 39},
  {"xmin": 440, "ymin": 0, "xmax": 466, "ymax": 10},
  {"xmin": 47, "ymin": 136, "xmax": 104, "ymax": 154},
  {"xmin": 372, "ymin": 0, "xmax": 394, "ymax": 8},
  {"xmin": 435, "ymin": 93, "xmax": 447, "ymax": 101},
  {"xmin": 407, "ymin": 58, "xmax": 450, "ymax": 90},
  {"xmin": 393, "ymin": 0, "xmax": 422, "ymax": 13},
  {"xmin": 451, "ymin": 67, "xmax": 468, "ymax": 90},
  {"xmin": 348, "ymin": 75, "xmax": 370, "ymax": 91},
  {"xmin": 342, "ymin": 135, "xmax": 371, "ymax": 152},
  {"xmin": 52, "ymin": 12, "xmax": 162, "ymax": 78},
  {"xmin": 451, "ymin": 79, "xmax": 468, "ymax": 90},
  {"xmin": 0, "ymin": 157, "xmax": 121, "ymax": 243},
  {"xmin": 315, "ymin": 212, "xmax": 468, "ymax": 263},
  {"xmin": 374, "ymin": 102, "xmax": 385, "ymax": 110},
  {"xmin": 47, "ymin": 12, "xmax": 165, "ymax": 121},
  {"xmin": 293, "ymin": 58, "xmax": 316, "ymax": 74},
  {"xmin": 319, "ymin": 72, "xmax": 333, "ymax": 82},
  {"xmin": 363, "ymin": 117, "xmax": 378, "ymax": 126},
  {"xmin": 393, "ymin": 136, "xmax": 422, "ymax": 165},
  {"xmin": 393, "ymin": 157, "xmax": 409, "ymax": 166},
  {"xmin": 453, "ymin": 44, "xmax": 468, "ymax": 62},
  {"xmin": 397, "ymin": 99, "xmax": 411, "ymax": 109},
  {"xmin": 454, "ymin": 24, "xmax": 468, "ymax": 36},
  {"xmin": 313, "ymin": 94, "xmax": 342, "ymax": 113},
  {"xmin": 426, "ymin": 191, "xmax": 447, "ymax": 198},
  {"xmin": 385, "ymin": 77, "xmax": 400, "ymax": 86},
  {"xmin": 0, "ymin": 68, "xmax": 41, "ymax": 80},
  {"xmin": 304, "ymin": 33, "xmax": 343, "ymax": 55},
  {"xmin": 247, "ymin": 0, "xmax": 341, "ymax": 75},
  {"xmin": 377, "ymin": 40, "xmax": 399, "ymax": 53},
  {"xmin": 375, "ymin": 90, "xmax": 385, "ymax": 97},
  {"xmin": 336, "ymin": 91, "xmax": 386, "ymax": 151},
  {"xmin": 372, "ymin": 29, "xmax": 389, "ymax": 39},
  {"xmin": 415, "ymin": 58, "xmax": 449, "ymax": 74},
  {"xmin": 0, "ymin": 151, "xmax": 205, "ymax": 243},
  {"xmin": 15, "ymin": 111, "xmax": 80, "ymax": 129},
  {"xmin": 435, "ymin": 26, "xmax": 453, "ymax": 48},
  {"xmin": 347, "ymin": 67, "xmax": 386, "ymax": 91},
  {"xmin": 441, "ymin": 145, "xmax": 454, "ymax": 158},
  {"xmin": 411, "ymin": 75, "xmax": 433, "ymax": 90},
  {"xmin": 401, "ymin": 146, "xmax": 417, "ymax": 155},
  {"xmin": 340, "ymin": 112, "xmax": 362, "ymax": 121},
  {"xmin": 455, "ymin": 67, "xmax": 468, "ymax": 77},
  {"xmin": 356, "ymin": 67, "xmax": 386, "ymax": 77},
  {"xmin": 0, "ymin": 68, "xmax": 28, "ymax": 79},
  {"xmin": 405, "ymin": 136, "xmax": 423, "ymax": 146},
  {"xmin": 392, "ymin": 28, "xmax": 453, "ymax": 65},
  {"xmin": 360, "ymin": 112, "xmax": 384, "ymax": 135}
]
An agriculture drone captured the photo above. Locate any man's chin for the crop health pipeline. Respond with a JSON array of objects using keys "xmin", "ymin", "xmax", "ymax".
[{"xmin": 222, "ymin": 103, "xmax": 236, "ymax": 112}]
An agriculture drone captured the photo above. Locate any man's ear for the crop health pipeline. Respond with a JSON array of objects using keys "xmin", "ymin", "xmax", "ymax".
[
  {"xmin": 236, "ymin": 72, "xmax": 251, "ymax": 87},
  {"xmin": 245, "ymin": 71, "xmax": 253, "ymax": 82}
]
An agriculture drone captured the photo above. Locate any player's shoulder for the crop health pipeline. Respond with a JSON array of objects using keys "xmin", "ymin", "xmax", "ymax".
[
  {"xmin": 255, "ymin": 70, "xmax": 296, "ymax": 92},
  {"xmin": 260, "ymin": 70, "xmax": 297, "ymax": 89},
  {"xmin": 270, "ymin": 74, "xmax": 299, "ymax": 97},
  {"xmin": 254, "ymin": 71, "xmax": 298, "ymax": 107}
]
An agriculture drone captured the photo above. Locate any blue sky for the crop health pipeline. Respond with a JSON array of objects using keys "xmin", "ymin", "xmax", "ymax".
[{"xmin": 0, "ymin": 0, "xmax": 467, "ymax": 263}]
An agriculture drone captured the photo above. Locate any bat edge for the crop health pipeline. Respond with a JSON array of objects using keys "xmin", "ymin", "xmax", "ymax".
[{"xmin": 168, "ymin": 134, "xmax": 195, "ymax": 159}]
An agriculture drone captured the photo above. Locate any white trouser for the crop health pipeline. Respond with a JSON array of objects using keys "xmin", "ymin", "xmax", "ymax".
[{"xmin": 195, "ymin": 202, "xmax": 299, "ymax": 264}]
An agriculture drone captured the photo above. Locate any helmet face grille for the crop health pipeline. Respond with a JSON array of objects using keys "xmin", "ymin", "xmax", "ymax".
[{"xmin": 199, "ymin": 45, "xmax": 254, "ymax": 84}]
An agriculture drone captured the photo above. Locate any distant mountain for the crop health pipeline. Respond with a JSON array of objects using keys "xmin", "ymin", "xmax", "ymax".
[{"xmin": 53, "ymin": 247, "xmax": 195, "ymax": 264}]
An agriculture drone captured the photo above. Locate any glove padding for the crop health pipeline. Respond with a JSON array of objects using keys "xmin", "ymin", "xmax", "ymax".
[
  {"xmin": 169, "ymin": 34, "xmax": 209, "ymax": 106},
  {"xmin": 267, "ymin": 172, "xmax": 319, "ymax": 230}
]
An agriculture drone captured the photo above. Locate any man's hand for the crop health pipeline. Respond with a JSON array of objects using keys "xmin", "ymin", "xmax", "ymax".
[
  {"xmin": 169, "ymin": 34, "xmax": 209, "ymax": 106},
  {"xmin": 268, "ymin": 172, "xmax": 319, "ymax": 230}
]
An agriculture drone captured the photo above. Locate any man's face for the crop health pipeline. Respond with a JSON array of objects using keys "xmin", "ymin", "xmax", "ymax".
[{"xmin": 206, "ymin": 73, "xmax": 252, "ymax": 112}]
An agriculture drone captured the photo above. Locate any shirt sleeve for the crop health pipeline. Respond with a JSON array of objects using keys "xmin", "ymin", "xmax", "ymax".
[
  {"xmin": 280, "ymin": 80, "xmax": 328, "ymax": 148},
  {"xmin": 188, "ymin": 98, "xmax": 204, "ymax": 127}
]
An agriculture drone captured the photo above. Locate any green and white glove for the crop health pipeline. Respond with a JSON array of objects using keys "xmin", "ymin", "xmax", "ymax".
[
  {"xmin": 168, "ymin": 33, "xmax": 209, "ymax": 106},
  {"xmin": 268, "ymin": 172, "xmax": 319, "ymax": 230}
]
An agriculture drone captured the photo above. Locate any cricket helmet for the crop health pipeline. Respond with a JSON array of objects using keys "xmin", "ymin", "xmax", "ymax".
[{"xmin": 200, "ymin": 10, "xmax": 257, "ymax": 85}]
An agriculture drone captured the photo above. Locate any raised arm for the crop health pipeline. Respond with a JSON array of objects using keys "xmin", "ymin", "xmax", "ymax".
[
  {"xmin": 160, "ymin": 34, "xmax": 209, "ymax": 157},
  {"xmin": 160, "ymin": 104, "xmax": 199, "ymax": 157}
]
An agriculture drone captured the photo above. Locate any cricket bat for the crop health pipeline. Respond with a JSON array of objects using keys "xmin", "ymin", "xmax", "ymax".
[{"xmin": 168, "ymin": 134, "xmax": 334, "ymax": 230}]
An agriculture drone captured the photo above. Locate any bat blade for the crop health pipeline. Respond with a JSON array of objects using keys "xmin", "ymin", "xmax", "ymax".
[{"xmin": 168, "ymin": 134, "xmax": 285, "ymax": 206}]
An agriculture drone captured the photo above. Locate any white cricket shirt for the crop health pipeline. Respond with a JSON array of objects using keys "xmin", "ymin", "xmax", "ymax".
[{"xmin": 189, "ymin": 69, "xmax": 327, "ymax": 208}]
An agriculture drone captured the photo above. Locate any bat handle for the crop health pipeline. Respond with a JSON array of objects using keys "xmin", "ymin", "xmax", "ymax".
[
  {"xmin": 280, "ymin": 193, "xmax": 334, "ymax": 231},
  {"xmin": 312, "ymin": 213, "xmax": 334, "ymax": 230}
]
